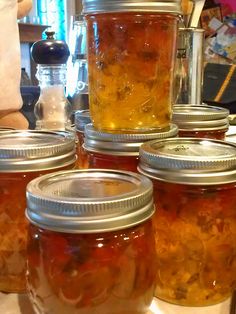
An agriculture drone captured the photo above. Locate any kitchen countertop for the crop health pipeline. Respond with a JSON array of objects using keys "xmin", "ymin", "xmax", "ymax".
[{"xmin": 0, "ymin": 293, "xmax": 231, "ymax": 314}]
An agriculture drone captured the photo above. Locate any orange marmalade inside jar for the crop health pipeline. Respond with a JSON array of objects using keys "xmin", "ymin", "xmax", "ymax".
[
  {"xmin": 138, "ymin": 137, "xmax": 236, "ymax": 306},
  {"xmin": 0, "ymin": 131, "xmax": 75, "ymax": 293},
  {"xmin": 85, "ymin": 12, "xmax": 179, "ymax": 133},
  {"xmin": 152, "ymin": 180, "xmax": 236, "ymax": 306},
  {"xmin": 26, "ymin": 169, "xmax": 157, "ymax": 314},
  {"xmin": 178, "ymin": 129, "xmax": 228, "ymax": 140}
]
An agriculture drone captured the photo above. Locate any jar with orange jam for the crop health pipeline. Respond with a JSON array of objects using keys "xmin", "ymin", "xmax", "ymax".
[
  {"xmin": 172, "ymin": 104, "xmax": 229, "ymax": 140},
  {"xmin": 74, "ymin": 109, "xmax": 91, "ymax": 168},
  {"xmin": 83, "ymin": 0, "xmax": 181, "ymax": 133},
  {"xmin": 0, "ymin": 130, "xmax": 75, "ymax": 293},
  {"xmin": 84, "ymin": 123, "xmax": 178, "ymax": 172},
  {"xmin": 26, "ymin": 169, "xmax": 157, "ymax": 314},
  {"xmin": 138, "ymin": 137, "xmax": 236, "ymax": 306}
]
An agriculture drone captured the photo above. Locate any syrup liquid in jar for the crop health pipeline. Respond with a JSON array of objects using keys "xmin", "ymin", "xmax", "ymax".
[
  {"xmin": 26, "ymin": 169, "xmax": 157, "ymax": 314},
  {"xmin": 138, "ymin": 137, "xmax": 236, "ymax": 306},
  {"xmin": 0, "ymin": 131, "xmax": 75, "ymax": 293},
  {"xmin": 83, "ymin": 0, "xmax": 181, "ymax": 133},
  {"xmin": 84, "ymin": 123, "xmax": 178, "ymax": 172},
  {"xmin": 173, "ymin": 104, "xmax": 229, "ymax": 140}
]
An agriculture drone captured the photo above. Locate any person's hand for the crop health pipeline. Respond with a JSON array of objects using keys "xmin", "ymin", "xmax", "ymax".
[
  {"xmin": 0, "ymin": 111, "xmax": 29, "ymax": 129},
  {"xmin": 0, "ymin": 0, "xmax": 32, "ymax": 130},
  {"xmin": 17, "ymin": 0, "xmax": 33, "ymax": 19}
]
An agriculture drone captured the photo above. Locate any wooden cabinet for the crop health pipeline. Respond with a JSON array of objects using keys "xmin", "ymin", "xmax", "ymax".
[
  {"xmin": 18, "ymin": 23, "xmax": 48, "ymax": 43},
  {"xmin": 75, "ymin": 0, "xmax": 82, "ymax": 13}
]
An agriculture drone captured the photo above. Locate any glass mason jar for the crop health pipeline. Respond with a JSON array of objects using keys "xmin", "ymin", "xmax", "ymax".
[
  {"xmin": 74, "ymin": 109, "xmax": 91, "ymax": 169},
  {"xmin": 172, "ymin": 104, "xmax": 229, "ymax": 140},
  {"xmin": 84, "ymin": 123, "xmax": 178, "ymax": 172},
  {"xmin": 138, "ymin": 137, "xmax": 236, "ymax": 306},
  {"xmin": 0, "ymin": 130, "xmax": 76, "ymax": 293},
  {"xmin": 83, "ymin": 0, "xmax": 181, "ymax": 133},
  {"xmin": 26, "ymin": 169, "xmax": 157, "ymax": 314}
]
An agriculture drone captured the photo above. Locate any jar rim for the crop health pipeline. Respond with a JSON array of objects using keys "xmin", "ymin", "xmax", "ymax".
[
  {"xmin": 82, "ymin": 0, "xmax": 182, "ymax": 15},
  {"xmin": 173, "ymin": 104, "xmax": 229, "ymax": 123},
  {"xmin": 0, "ymin": 130, "xmax": 76, "ymax": 172},
  {"xmin": 84, "ymin": 123, "xmax": 178, "ymax": 155},
  {"xmin": 138, "ymin": 137, "xmax": 236, "ymax": 185}
]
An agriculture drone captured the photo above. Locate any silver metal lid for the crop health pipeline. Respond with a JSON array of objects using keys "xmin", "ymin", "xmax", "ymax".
[
  {"xmin": 84, "ymin": 123, "xmax": 178, "ymax": 156},
  {"xmin": 83, "ymin": 0, "xmax": 182, "ymax": 14},
  {"xmin": 173, "ymin": 104, "xmax": 229, "ymax": 131},
  {"xmin": 138, "ymin": 137, "xmax": 236, "ymax": 185},
  {"xmin": 26, "ymin": 169, "xmax": 154, "ymax": 233},
  {"xmin": 0, "ymin": 130, "xmax": 76, "ymax": 172},
  {"xmin": 74, "ymin": 110, "xmax": 91, "ymax": 132}
]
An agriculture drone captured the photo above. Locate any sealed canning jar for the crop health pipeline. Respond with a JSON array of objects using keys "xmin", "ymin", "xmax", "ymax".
[
  {"xmin": 83, "ymin": 0, "xmax": 181, "ymax": 133},
  {"xmin": 0, "ymin": 130, "xmax": 75, "ymax": 293},
  {"xmin": 84, "ymin": 123, "xmax": 178, "ymax": 172},
  {"xmin": 172, "ymin": 104, "xmax": 229, "ymax": 139},
  {"xmin": 26, "ymin": 169, "xmax": 157, "ymax": 314},
  {"xmin": 74, "ymin": 109, "xmax": 91, "ymax": 168},
  {"xmin": 138, "ymin": 137, "xmax": 236, "ymax": 306}
]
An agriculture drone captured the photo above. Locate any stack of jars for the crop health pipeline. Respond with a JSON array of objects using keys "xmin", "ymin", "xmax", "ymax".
[
  {"xmin": 2, "ymin": 1, "xmax": 236, "ymax": 314},
  {"xmin": 74, "ymin": 0, "xmax": 181, "ymax": 172},
  {"xmin": 24, "ymin": 1, "xmax": 182, "ymax": 314},
  {"xmin": 77, "ymin": 0, "xmax": 234, "ymax": 309}
]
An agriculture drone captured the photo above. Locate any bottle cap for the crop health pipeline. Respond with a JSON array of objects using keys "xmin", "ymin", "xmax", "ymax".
[{"xmin": 31, "ymin": 31, "xmax": 70, "ymax": 65}]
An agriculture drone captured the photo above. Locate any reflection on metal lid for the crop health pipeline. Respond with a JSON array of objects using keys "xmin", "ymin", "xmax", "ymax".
[
  {"xmin": 0, "ymin": 130, "xmax": 76, "ymax": 172},
  {"xmin": 138, "ymin": 137, "xmax": 236, "ymax": 185},
  {"xmin": 26, "ymin": 169, "xmax": 154, "ymax": 233},
  {"xmin": 173, "ymin": 104, "xmax": 229, "ymax": 131},
  {"xmin": 83, "ymin": 0, "xmax": 182, "ymax": 14},
  {"xmin": 84, "ymin": 123, "xmax": 178, "ymax": 155}
]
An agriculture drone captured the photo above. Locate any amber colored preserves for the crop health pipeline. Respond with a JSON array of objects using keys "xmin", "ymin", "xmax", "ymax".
[
  {"xmin": 152, "ymin": 180, "xmax": 236, "ymax": 306},
  {"xmin": 0, "ymin": 172, "xmax": 41, "ymax": 293},
  {"xmin": 27, "ymin": 220, "xmax": 157, "ymax": 314},
  {"xmin": 0, "ymin": 167, "xmax": 74, "ymax": 293},
  {"xmin": 178, "ymin": 129, "xmax": 227, "ymax": 140},
  {"xmin": 87, "ymin": 152, "xmax": 138, "ymax": 172},
  {"xmin": 0, "ymin": 131, "xmax": 75, "ymax": 293},
  {"xmin": 75, "ymin": 131, "xmax": 89, "ymax": 169},
  {"xmin": 86, "ymin": 13, "xmax": 178, "ymax": 133}
]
